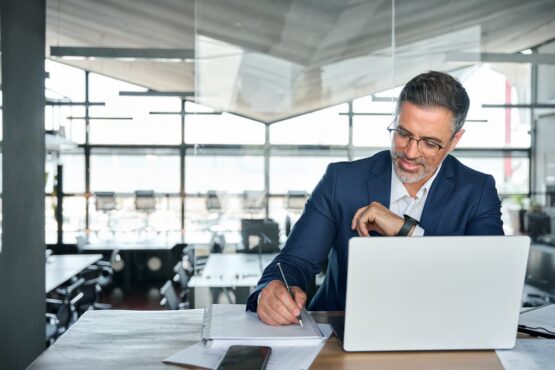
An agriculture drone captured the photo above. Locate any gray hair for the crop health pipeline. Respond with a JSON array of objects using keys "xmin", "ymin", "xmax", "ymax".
[{"xmin": 396, "ymin": 71, "xmax": 470, "ymax": 133}]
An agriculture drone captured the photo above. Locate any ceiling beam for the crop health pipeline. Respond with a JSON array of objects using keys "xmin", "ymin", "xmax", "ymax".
[
  {"xmin": 50, "ymin": 46, "xmax": 194, "ymax": 61},
  {"xmin": 447, "ymin": 52, "xmax": 555, "ymax": 65},
  {"xmin": 482, "ymin": 103, "xmax": 555, "ymax": 109},
  {"xmin": 119, "ymin": 90, "xmax": 194, "ymax": 97}
]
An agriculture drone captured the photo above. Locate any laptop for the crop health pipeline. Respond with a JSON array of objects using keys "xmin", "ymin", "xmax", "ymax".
[{"xmin": 331, "ymin": 236, "xmax": 530, "ymax": 351}]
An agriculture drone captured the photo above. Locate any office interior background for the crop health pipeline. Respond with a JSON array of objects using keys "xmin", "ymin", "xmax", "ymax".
[{"xmin": 1, "ymin": 0, "xmax": 555, "ymax": 368}]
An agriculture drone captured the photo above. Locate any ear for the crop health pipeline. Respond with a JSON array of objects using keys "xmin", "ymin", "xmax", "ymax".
[{"xmin": 448, "ymin": 129, "xmax": 465, "ymax": 152}]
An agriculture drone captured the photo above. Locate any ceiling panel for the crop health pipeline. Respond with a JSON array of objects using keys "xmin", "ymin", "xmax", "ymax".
[{"xmin": 44, "ymin": 0, "xmax": 555, "ymax": 123}]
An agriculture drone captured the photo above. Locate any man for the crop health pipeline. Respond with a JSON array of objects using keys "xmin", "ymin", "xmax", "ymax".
[{"xmin": 247, "ymin": 71, "xmax": 504, "ymax": 325}]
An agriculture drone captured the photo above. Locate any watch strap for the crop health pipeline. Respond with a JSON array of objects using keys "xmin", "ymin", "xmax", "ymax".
[{"xmin": 396, "ymin": 214, "xmax": 419, "ymax": 236}]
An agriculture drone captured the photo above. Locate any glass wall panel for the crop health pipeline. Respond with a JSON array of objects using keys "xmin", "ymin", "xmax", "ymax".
[
  {"xmin": 185, "ymin": 155, "xmax": 264, "ymax": 193},
  {"xmin": 185, "ymin": 112, "xmax": 265, "ymax": 145},
  {"xmin": 352, "ymin": 115, "xmax": 392, "ymax": 148},
  {"xmin": 456, "ymin": 155, "xmax": 529, "ymax": 195},
  {"xmin": 88, "ymin": 195, "xmax": 181, "ymax": 240},
  {"xmin": 184, "ymin": 155, "xmax": 265, "ymax": 238},
  {"xmin": 88, "ymin": 73, "xmax": 181, "ymax": 145},
  {"xmin": 45, "ymin": 60, "xmax": 85, "ymax": 101},
  {"xmin": 457, "ymin": 64, "xmax": 531, "ymax": 149},
  {"xmin": 270, "ymin": 104, "xmax": 349, "ymax": 145},
  {"xmin": 45, "ymin": 152, "xmax": 85, "ymax": 194},
  {"xmin": 269, "ymin": 156, "xmax": 346, "ymax": 194},
  {"xmin": 90, "ymin": 151, "xmax": 180, "ymax": 193}
]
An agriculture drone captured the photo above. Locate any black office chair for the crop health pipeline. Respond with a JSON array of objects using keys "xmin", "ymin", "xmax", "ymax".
[
  {"xmin": 173, "ymin": 261, "xmax": 191, "ymax": 306},
  {"xmin": 182, "ymin": 244, "xmax": 208, "ymax": 276},
  {"xmin": 46, "ymin": 277, "xmax": 85, "ymax": 337},
  {"xmin": 45, "ymin": 313, "xmax": 60, "ymax": 346},
  {"xmin": 160, "ymin": 280, "xmax": 188, "ymax": 310},
  {"xmin": 75, "ymin": 266, "xmax": 113, "ymax": 315}
]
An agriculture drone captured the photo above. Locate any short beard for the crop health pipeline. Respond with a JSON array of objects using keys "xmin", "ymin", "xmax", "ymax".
[{"xmin": 391, "ymin": 149, "xmax": 432, "ymax": 184}]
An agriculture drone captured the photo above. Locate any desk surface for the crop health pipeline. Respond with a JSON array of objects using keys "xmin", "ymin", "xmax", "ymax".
[
  {"xmin": 81, "ymin": 239, "xmax": 178, "ymax": 251},
  {"xmin": 188, "ymin": 253, "xmax": 277, "ymax": 287},
  {"xmin": 29, "ymin": 309, "xmax": 504, "ymax": 370},
  {"xmin": 45, "ymin": 254, "xmax": 103, "ymax": 293}
]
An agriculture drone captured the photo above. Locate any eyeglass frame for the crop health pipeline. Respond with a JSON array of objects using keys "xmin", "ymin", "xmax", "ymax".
[{"xmin": 387, "ymin": 121, "xmax": 458, "ymax": 157}]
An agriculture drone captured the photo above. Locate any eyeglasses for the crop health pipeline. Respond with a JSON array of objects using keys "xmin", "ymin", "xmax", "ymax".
[{"xmin": 387, "ymin": 127, "xmax": 446, "ymax": 157}]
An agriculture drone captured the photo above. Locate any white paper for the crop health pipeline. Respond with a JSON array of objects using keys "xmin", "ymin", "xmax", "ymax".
[
  {"xmin": 519, "ymin": 304, "xmax": 555, "ymax": 335},
  {"xmin": 496, "ymin": 339, "xmax": 555, "ymax": 370},
  {"xmin": 205, "ymin": 304, "xmax": 323, "ymax": 341},
  {"xmin": 164, "ymin": 324, "xmax": 333, "ymax": 370}
]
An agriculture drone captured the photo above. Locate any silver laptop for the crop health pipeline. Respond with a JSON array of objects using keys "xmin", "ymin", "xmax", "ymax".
[{"xmin": 336, "ymin": 236, "xmax": 530, "ymax": 351}]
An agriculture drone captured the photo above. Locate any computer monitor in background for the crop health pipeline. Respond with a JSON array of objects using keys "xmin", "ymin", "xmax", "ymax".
[
  {"xmin": 527, "ymin": 212, "xmax": 551, "ymax": 242},
  {"xmin": 525, "ymin": 244, "xmax": 555, "ymax": 297},
  {"xmin": 240, "ymin": 219, "xmax": 280, "ymax": 253}
]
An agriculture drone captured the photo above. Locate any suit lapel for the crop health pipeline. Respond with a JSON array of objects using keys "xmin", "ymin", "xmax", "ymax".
[
  {"xmin": 367, "ymin": 153, "xmax": 392, "ymax": 208},
  {"xmin": 420, "ymin": 156, "xmax": 455, "ymax": 234}
]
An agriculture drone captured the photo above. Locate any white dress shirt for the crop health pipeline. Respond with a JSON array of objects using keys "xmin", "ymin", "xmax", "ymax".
[{"xmin": 389, "ymin": 163, "xmax": 442, "ymax": 236}]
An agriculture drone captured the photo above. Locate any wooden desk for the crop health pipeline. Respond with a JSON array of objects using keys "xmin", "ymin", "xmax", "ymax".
[
  {"xmin": 29, "ymin": 309, "xmax": 505, "ymax": 370},
  {"xmin": 45, "ymin": 254, "xmax": 103, "ymax": 293}
]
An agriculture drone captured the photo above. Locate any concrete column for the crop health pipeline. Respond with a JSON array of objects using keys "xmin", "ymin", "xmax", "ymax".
[{"xmin": 0, "ymin": 0, "xmax": 46, "ymax": 368}]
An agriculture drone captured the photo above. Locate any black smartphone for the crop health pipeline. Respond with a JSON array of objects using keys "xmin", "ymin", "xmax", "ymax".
[{"xmin": 216, "ymin": 345, "xmax": 271, "ymax": 370}]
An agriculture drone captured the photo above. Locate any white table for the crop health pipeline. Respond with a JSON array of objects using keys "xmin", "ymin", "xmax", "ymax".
[
  {"xmin": 45, "ymin": 254, "xmax": 103, "ymax": 293},
  {"xmin": 188, "ymin": 253, "xmax": 277, "ymax": 288}
]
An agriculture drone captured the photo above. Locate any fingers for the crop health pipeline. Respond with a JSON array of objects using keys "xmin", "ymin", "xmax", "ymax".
[
  {"xmin": 351, "ymin": 207, "xmax": 365, "ymax": 230},
  {"xmin": 352, "ymin": 205, "xmax": 373, "ymax": 236},
  {"xmin": 257, "ymin": 280, "xmax": 305, "ymax": 326},
  {"xmin": 291, "ymin": 286, "xmax": 307, "ymax": 309},
  {"xmin": 351, "ymin": 202, "xmax": 405, "ymax": 236}
]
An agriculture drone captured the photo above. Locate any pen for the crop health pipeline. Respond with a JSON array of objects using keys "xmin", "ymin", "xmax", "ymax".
[{"xmin": 276, "ymin": 262, "xmax": 304, "ymax": 327}]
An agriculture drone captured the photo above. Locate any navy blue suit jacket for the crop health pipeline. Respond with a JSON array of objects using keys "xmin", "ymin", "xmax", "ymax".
[{"xmin": 247, "ymin": 150, "xmax": 504, "ymax": 312}]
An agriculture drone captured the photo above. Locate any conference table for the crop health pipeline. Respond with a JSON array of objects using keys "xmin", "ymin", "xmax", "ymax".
[
  {"xmin": 45, "ymin": 254, "xmax": 103, "ymax": 293},
  {"xmin": 29, "ymin": 309, "xmax": 507, "ymax": 369},
  {"xmin": 188, "ymin": 253, "xmax": 278, "ymax": 288}
]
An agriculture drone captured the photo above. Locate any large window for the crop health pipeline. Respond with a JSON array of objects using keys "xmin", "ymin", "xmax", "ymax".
[
  {"xmin": 90, "ymin": 151, "xmax": 180, "ymax": 193},
  {"xmin": 45, "ymin": 59, "xmax": 534, "ymax": 243}
]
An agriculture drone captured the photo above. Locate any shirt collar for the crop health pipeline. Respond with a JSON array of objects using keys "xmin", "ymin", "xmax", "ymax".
[{"xmin": 390, "ymin": 162, "xmax": 443, "ymax": 203}]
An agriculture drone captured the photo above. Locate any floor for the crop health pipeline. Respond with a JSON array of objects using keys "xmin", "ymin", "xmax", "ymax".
[{"xmin": 98, "ymin": 282, "xmax": 233, "ymax": 310}]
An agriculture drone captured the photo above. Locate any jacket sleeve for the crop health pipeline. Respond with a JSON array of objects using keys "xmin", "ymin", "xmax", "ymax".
[
  {"xmin": 464, "ymin": 175, "xmax": 504, "ymax": 235},
  {"xmin": 246, "ymin": 163, "xmax": 339, "ymax": 312}
]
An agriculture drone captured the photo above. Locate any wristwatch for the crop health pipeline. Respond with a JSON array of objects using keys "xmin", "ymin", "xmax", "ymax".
[{"xmin": 396, "ymin": 214, "xmax": 420, "ymax": 236}]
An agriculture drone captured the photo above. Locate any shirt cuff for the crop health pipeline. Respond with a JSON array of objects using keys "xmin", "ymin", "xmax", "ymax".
[{"xmin": 412, "ymin": 225, "xmax": 425, "ymax": 236}]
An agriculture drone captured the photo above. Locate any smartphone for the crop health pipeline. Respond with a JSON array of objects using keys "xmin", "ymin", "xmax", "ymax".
[{"xmin": 216, "ymin": 345, "xmax": 271, "ymax": 370}]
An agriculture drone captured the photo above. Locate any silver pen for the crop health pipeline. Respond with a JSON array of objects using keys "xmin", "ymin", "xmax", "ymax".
[{"xmin": 276, "ymin": 262, "xmax": 304, "ymax": 327}]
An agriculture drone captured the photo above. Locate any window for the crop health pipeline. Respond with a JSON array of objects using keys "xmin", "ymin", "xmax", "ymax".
[
  {"xmin": 270, "ymin": 104, "xmax": 349, "ymax": 145},
  {"xmin": 90, "ymin": 151, "xmax": 180, "ymax": 193}
]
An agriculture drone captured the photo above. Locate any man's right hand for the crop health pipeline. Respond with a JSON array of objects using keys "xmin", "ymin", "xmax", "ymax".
[{"xmin": 257, "ymin": 280, "xmax": 307, "ymax": 326}]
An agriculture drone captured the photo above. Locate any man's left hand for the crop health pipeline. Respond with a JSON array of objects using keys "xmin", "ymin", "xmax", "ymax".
[{"xmin": 351, "ymin": 201, "xmax": 405, "ymax": 236}]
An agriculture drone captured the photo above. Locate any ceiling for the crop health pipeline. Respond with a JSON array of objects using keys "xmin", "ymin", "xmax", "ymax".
[{"xmin": 45, "ymin": 0, "xmax": 555, "ymax": 123}]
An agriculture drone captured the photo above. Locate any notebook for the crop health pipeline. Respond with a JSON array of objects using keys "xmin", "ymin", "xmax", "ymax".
[
  {"xmin": 201, "ymin": 304, "xmax": 324, "ymax": 347},
  {"xmin": 332, "ymin": 236, "xmax": 530, "ymax": 351}
]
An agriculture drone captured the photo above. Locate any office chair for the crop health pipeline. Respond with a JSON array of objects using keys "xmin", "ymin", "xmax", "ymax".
[
  {"xmin": 182, "ymin": 244, "xmax": 208, "ymax": 276},
  {"xmin": 134, "ymin": 190, "xmax": 156, "ymax": 233},
  {"xmin": 173, "ymin": 261, "xmax": 191, "ymax": 307},
  {"xmin": 76, "ymin": 265, "xmax": 113, "ymax": 315},
  {"xmin": 46, "ymin": 277, "xmax": 85, "ymax": 337},
  {"xmin": 160, "ymin": 280, "xmax": 188, "ymax": 310},
  {"xmin": 45, "ymin": 313, "xmax": 60, "ymax": 346},
  {"xmin": 95, "ymin": 192, "xmax": 118, "ymax": 235}
]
